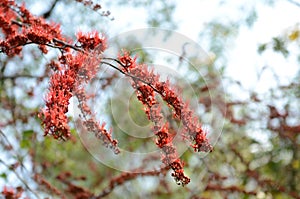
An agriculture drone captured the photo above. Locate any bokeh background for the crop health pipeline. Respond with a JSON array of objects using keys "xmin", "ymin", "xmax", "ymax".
[{"xmin": 1, "ymin": 0, "xmax": 299, "ymax": 198}]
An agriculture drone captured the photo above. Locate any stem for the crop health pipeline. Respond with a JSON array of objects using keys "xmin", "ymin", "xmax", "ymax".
[
  {"xmin": 101, "ymin": 59, "xmax": 161, "ymax": 94},
  {"xmin": 0, "ymin": 159, "xmax": 41, "ymax": 199}
]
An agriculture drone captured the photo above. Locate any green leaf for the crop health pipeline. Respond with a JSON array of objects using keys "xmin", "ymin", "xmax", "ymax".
[
  {"xmin": 258, "ymin": 43, "xmax": 267, "ymax": 54},
  {"xmin": 20, "ymin": 139, "xmax": 31, "ymax": 149},
  {"xmin": 20, "ymin": 130, "xmax": 34, "ymax": 149},
  {"xmin": 0, "ymin": 173, "xmax": 7, "ymax": 180},
  {"xmin": 23, "ymin": 130, "xmax": 34, "ymax": 138},
  {"xmin": 272, "ymin": 37, "xmax": 289, "ymax": 57}
]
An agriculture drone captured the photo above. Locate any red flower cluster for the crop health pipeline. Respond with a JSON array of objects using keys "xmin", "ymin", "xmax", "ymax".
[
  {"xmin": 0, "ymin": 0, "xmax": 65, "ymax": 55},
  {"xmin": 1, "ymin": 186, "xmax": 26, "ymax": 199},
  {"xmin": 40, "ymin": 53, "xmax": 84, "ymax": 140},
  {"xmin": 40, "ymin": 38, "xmax": 119, "ymax": 153},
  {"xmin": 75, "ymin": 0, "xmax": 102, "ymax": 11},
  {"xmin": 0, "ymin": 0, "xmax": 119, "ymax": 151},
  {"xmin": 41, "ymin": 70, "xmax": 73, "ymax": 139},
  {"xmin": 118, "ymin": 52, "xmax": 212, "ymax": 152},
  {"xmin": 137, "ymin": 85, "xmax": 190, "ymax": 185},
  {"xmin": 76, "ymin": 31, "xmax": 106, "ymax": 51},
  {"xmin": 117, "ymin": 51, "xmax": 212, "ymax": 185},
  {"xmin": 1, "ymin": 0, "xmax": 212, "ymax": 186}
]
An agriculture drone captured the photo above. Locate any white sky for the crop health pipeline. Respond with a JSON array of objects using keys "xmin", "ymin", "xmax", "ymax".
[{"xmin": 107, "ymin": 0, "xmax": 300, "ymax": 95}]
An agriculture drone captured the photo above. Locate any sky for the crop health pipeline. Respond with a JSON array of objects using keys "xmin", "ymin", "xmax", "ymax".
[{"xmin": 105, "ymin": 0, "xmax": 300, "ymax": 96}]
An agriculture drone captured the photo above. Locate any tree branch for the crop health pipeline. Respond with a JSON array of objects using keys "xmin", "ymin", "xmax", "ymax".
[
  {"xmin": 42, "ymin": 0, "xmax": 60, "ymax": 19},
  {"xmin": 286, "ymin": 0, "xmax": 300, "ymax": 7},
  {"xmin": 92, "ymin": 166, "xmax": 170, "ymax": 199},
  {"xmin": 100, "ymin": 59, "xmax": 161, "ymax": 94}
]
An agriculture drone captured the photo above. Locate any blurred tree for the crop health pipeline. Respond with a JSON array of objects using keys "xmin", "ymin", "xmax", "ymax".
[{"xmin": 0, "ymin": 0, "xmax": 299, "ymax": 199}]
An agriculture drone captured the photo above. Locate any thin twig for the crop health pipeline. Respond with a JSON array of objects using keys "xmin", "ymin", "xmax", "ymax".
[
  {"xmin": 92, "ymin": 166, "xmax": 170, "ymax": 199},
  {"xmin": 0, "ymin": 74, "xmax": 46, "ymax": 80},
  {"xmin": 0, "ymin": 130, "xmax": 40, "ymax": 196},
  {"xmin": 8, "ymin": 20, "xmax": 83, "ymax": 52},
  {"xmin": 0, "ymin": 158, "xmax": 41, "ymax": 199},
  {"xmin": 42, "ymin": 0, "xmax": 60, "ymax": 18},
  {"xmin": 286, "ymin": 0, "xmax": 300, "ymax": 7},
  {"xmin": 100, "ymin": 59, "xmax": 161, "ymax": 95}
]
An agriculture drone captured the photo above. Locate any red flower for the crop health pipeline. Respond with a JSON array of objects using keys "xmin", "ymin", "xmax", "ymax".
[
  {"xmin": 77, "ymin": 31, "xmax": 107, "ymax": 51},
  {"xmin": 118, "ymin": 52, "xmax": 212, "ymax": 153},
  {"xmin": 116, "ymin": 51, "xmax": 213, "ymax": 185}
]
